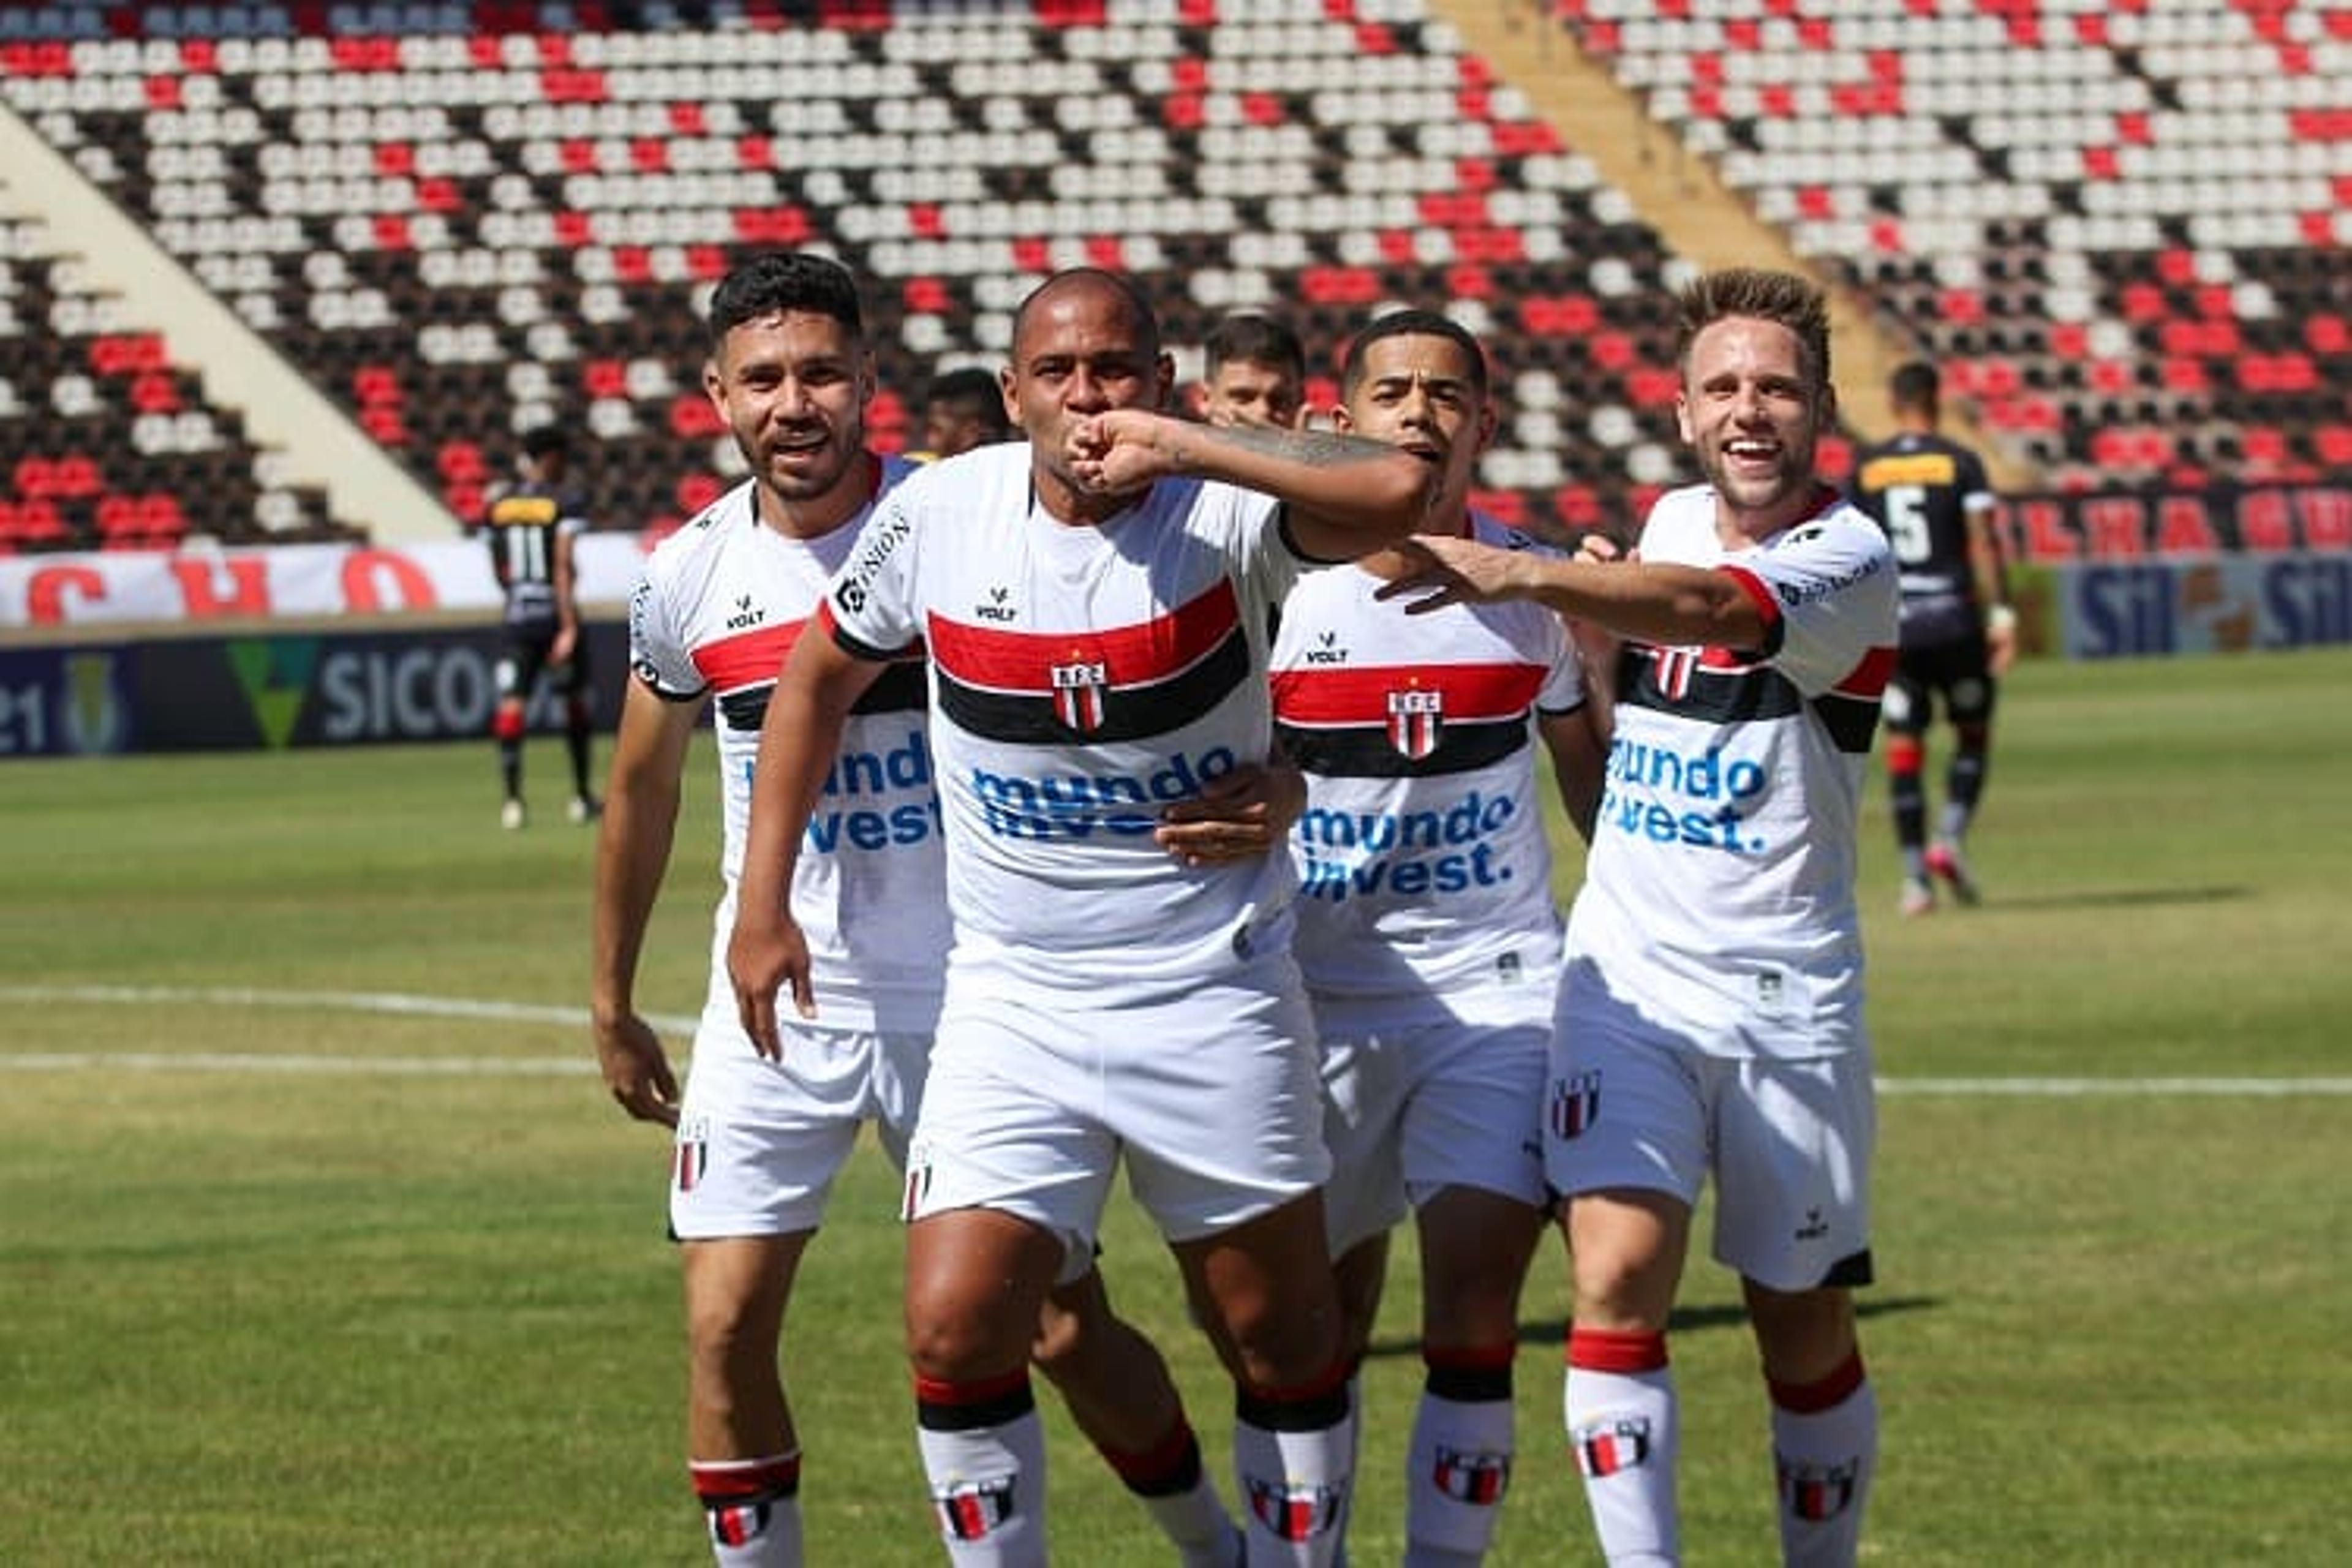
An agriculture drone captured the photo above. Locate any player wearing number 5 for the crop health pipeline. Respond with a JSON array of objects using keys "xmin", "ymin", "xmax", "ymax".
[
  {"xmin": 1849, "ymin": 361, "xmax": 2011, "ymax": 914},
  {"xmin": 480, "ymin": 423, "xmax": 600, "ymax": 831}
]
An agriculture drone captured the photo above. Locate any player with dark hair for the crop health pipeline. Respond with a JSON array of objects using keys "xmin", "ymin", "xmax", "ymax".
[
  {"xmin": 1379, "ymin": 268, "xmax": 1898, "ymax": 1567},
  {"xmin": 919, "ymin": 365, "xmax": 1014, "ymax": 459},
  {"xmin": 1848, "ymin": 360, "xmax": 2011, "ymax": 915},
  {"xmin": 1200, "ymin": 311, "xmax": 1310, "ymax": 431},
  {"xmin": 594, "ymin": 253, "xmax": 1278, "ymax": 1567},
  {"xmin": 1272, "ymin": 306, "xmax": 1606, "ymax": 1562},
  {"xmin": 726, "ymin": 267, "xmax": 1436, "ymax": 1566},
  {"xmin": 481, "ymin": 421, "xmax": 597, "ymax": 829}
]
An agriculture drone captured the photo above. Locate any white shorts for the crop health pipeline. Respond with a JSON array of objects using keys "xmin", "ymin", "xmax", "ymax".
[
  {"xmin": 1545, "ymin": 960, "xmax": 1875, "ymax": 1292},
  {"xmin": 903, "ymin": 948, "xmax": 1329, "ymax": 1275},
  {"xmin": 668, "ymin": 1006, "xmax": 930, "ymax": 1242},
  {"xmin": 1319, "ymin": 1014, "xmax": 1551, "ymax": 1256}
]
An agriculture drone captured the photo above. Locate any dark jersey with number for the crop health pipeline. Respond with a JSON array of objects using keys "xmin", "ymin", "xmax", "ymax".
[
  {"xmin": 480, "ymin": 482, "xmax": 587, "ymax": 631},
  {"xmin": 1849, "ymin": 432, "xmax": 1994, "ymax": 647}
]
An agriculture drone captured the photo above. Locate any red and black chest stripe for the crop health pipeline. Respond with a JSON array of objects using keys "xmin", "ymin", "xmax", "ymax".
[
  {"xmin": 921, "ymin": 578, "xmax": 1253, "ymax": 744},
  {"xmin": 694, "ymin": 619, "xmax": 926, "ymax": 731},
  {"xmin": 1272, "ymin": 660, "xmax": 1545, "ymax": 778}
]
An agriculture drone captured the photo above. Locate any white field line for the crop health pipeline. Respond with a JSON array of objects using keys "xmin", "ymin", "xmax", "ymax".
[{"xmin": 3, "ymin": 984, "xmax": 2350, "ymax": 1095}]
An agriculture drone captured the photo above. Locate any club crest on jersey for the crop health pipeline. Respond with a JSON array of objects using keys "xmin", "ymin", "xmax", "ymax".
[
  {"xmin": 1574, "ymin": 1417, "xmax": 1653, "ymax": 1478},
  {"xmin": 1387, "ymin": 685, "xmax": 1443, "ymax": 760},
  {"xmin": 1652, "ymin": 645, "xmax": 1702, "ymax": 700},
  {"xmin": 1778, "ymin": 1455, "xmax": 1859, "ymax": 1521},
  {"xmin": 1050, "ymin": 658, "xmax": 1109, "ymax": 733},
  {"xmin": 932, "ymin": 1476, "xmax": 1018, "ymax": 1540},
  {"xmin": 1433, "ymin": 1446, "xmax": 1512, "ymax": 1505},
  {"xmin": 1246, "ymin": 1477, "xmax": 1344, "ymax": 1542},
  {"xmin": 1550, "ymin": 1071, "xmax": 1601, "ymax": 1140}
]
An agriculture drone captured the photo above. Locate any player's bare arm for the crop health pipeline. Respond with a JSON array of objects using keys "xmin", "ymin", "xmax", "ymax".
[
  {"xmin": 724, "ymin": 624, "xmax": 884, "ymax": 1057},
  {"xmin": 589, "ymin": 681, "xmax": 701, "ymax": 1125},
  {"xmin": 1378, "ymin": 532, "xmax": 1770, "ymax": 650},
  {"xmin": 1966, "ymin": 499, "xmax": 2017, "ymax": 676},
  {"xmin": 552, "ymin": 526, "xmax": 582, "ymax": 665},
  {"xmin": 1540, "ymin": 706, "xmax": 1608, "ymax": 847},
  {"xmin": 1153, "ymin": 758, "xmax": 1308, "ymax": 868},
  {"xmin": 1065, "ymin": 408, "xmax": 1434, "ymax": 559}
]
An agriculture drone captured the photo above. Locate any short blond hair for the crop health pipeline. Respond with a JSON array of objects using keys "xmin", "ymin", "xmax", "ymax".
[{"xmin": 1673, "ymin": 268, "xmax": 1831, "ymax": 391}]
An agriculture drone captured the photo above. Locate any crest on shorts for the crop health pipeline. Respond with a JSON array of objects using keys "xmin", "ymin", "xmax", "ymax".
[
  {"xmin": 1050, "ymin": 657, "xmax": 1109, "ymax": 732},
  {"xmin": 1386, "ymin": 685, "xmax": 1443, "ymax": 760},
  {"xmin": 1574, "ymin": 1417, "xmax": 1652, "ymax": 1478},
  {"xmin": 932, "ymin": 1476, "xmax": 1019, "ymax": 1540},
  {"xmin": 1550, "ymin": 1070, "xmax": 1602, "ymax": 1140},
  {"xmin": 673, "ymin": 1122, "xmax": 709, "ymax": 1193},
  {"xmin": 1246, "ymin": 1476, "xmax": 1344, "ymax": 1542},
  {"xmin": 1778, "ymin": 1455, "xmax": 1859, "ymax": 1521},
  {"xmin": 1433, "ymin": 1445, "xmax": 1512, "ymax": 1505},
  {"xmin": 900, "ymin": 1154, "xmax": 933, "ymax": 1223}
]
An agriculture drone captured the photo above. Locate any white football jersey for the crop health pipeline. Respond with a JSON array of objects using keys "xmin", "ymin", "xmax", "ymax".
[
  {"xmin": 820, "ymin": 442, "xmax": 1305, "ymax": 990},
  {"xmin": 628, "ymin": 458, "xmax": 950, "ymax": 1033},
  {"xmin": 1271, "ymin": 514, "xmax": 1585, "ymax": 1031},
  {"xmin": 1568, "ymin": 483, "xmax": 1898, "ymax": 1058}
]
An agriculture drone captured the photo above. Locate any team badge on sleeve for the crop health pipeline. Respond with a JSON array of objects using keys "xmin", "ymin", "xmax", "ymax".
[
  {"xmin": 1550, "ymin": 1071, "xmax": 1602, "ymax": 1140},
  {"xmin": 1246, "ymin": 1477, "xmax": 1345, "ymax": 1542},
  {"xmin": 1778, "ymin": 1455, "xmax": 1860, "ymax": 1521},
  {"xmin": 1386, "ymin": 684, "xmax": 1443, "ymax": 760},
  {"xmin": 1574, "ymin": 1416, "xmax": 1653, "ymax": 1478},
  {"xmin": 932, "ymin": 1476, "xmax": 1019, "ymax": 1541},
  {"xmin": 1433, "ymin": 1445, "xmax": 1512, "ymax": 1505}
]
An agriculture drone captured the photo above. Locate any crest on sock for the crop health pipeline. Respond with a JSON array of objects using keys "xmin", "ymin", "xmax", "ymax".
[
  {"xmin": 932, "ymin": 1476, "xmax": 1019, "ymax": 1540},
  {"xmin": 1245, "ymin": 1476, "xmax": 1344, "ymax": 1542},
  {"xmin": 1432, "ymin": 1445, "xmax": 1512, "ymax": 1504},
  {"xmin": 1574, "ymin": 1416, "xmax": 1653, "ymax": 1478}
]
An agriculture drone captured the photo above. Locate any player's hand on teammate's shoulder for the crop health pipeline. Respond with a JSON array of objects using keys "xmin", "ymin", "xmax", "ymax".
[
  {"xmin": 593, "ymin": 1009, "xmax": 680, "ymax": 1128},
  {"xmin": 1376, "ymin": 533, "xmax": 1533, "ymax": 612}
]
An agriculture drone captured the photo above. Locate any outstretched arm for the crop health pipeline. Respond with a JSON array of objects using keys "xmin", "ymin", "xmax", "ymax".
[
  {"xmin": 725, "ymin": 625, "xmax": 886, "ymax": 1058},
  {"xmin": 1065, "ymin": 409, "xmax": 1434, "ymax": 561},
  {"xmin": 589, "ymin": 680, "xmax": 702, "ymax": 1126},
  {"xmin": 1378, "ymin": 533, "xmax": 1771, "ymax": 650}
]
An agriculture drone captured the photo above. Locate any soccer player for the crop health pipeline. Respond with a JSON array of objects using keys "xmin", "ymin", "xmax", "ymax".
[
  {"xmin": 479, "ymin": 422, "xmax": 597, "ymax": 829},
  {"xmin": 1199, "ymin": 310, "xmax": 1310, "ymax": 431},
  {"xmin": 725, "ymin": 267, "xmax": 1436, "ymax": 1567},
  {"xmin": 1379, "ymin": 268, "xmax": 1898, "ymax": 1567},
  {"xmin": 1847, "ymin": 360, "xmax": 2013, "ymax": 914},
  {"xmin": 591, "ymin": 254, "xmax": 1273, "ymax": 1567},
  {"xmin": 919, "ymin": 365, "xmax": 1014, "ymax": 460},
  {"xmin": 1270, "ymin": 308, "xmax": 1607, "ymax": 1563}
]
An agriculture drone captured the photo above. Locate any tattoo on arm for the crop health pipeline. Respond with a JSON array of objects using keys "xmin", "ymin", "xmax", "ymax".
[{"xmin": 1205, "ymin": 423, "xmax": 1393, "ymax": 470}]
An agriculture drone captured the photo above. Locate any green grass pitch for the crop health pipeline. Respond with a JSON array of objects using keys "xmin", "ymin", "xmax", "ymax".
[{"xmin": 2, "ymin": 646, "xmax": 2348, "ymax": 1564}]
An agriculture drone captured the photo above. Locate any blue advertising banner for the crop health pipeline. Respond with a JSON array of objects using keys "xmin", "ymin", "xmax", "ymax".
[
  {"xmin": 0, "ymin": 622, "xmax": 628, "ymax": 758},
  {"xmin": 2059, "ymin": 554, "xmax": 2352, "ymax": 659}
]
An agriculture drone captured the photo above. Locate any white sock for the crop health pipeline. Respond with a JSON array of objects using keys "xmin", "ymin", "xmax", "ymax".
[
  {"xmin": 1770, "ymin": 1353, "xmax": 1876, "ymax": 1568},
  {"xmin": 1564, "ymin": 1327, "xmax": 1678, "ymax": 1565},
  {"xmin": 690, "ymin": 1452, "xmax": 802, "ymax": 1567},
  {"xmin": 914, "ymin": 1373, "xmax": 1049, "ymax": 1567},
  {"xmin": 1234, "ymin": 1371, "xmax": 1355, "ymax": 1566},
  {"xmin": 1405, "ymin": 1344, "xmax": 1517, "ymax": 1565}
]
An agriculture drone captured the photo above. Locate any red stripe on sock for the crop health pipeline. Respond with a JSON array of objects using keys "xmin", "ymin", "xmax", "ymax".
[
  {"xmin": 912, "ymin": 1368, "xmax": 1032, "ymax": 1408},
  {"xmin": 1768, "ymin": 1350, "xmax": 1866, "ymax": 1414},
  {"xmin": 1100, "ymin": 1418, "xmax": 1197, "ymax": 1487},
  {"xmin": 1567, "ymin": 1326, "xmax": 1669, "ymax": 1373},
  {"xmin": 690, "ymin": 1451, "xmax": 801, "ymax": 1501}
]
